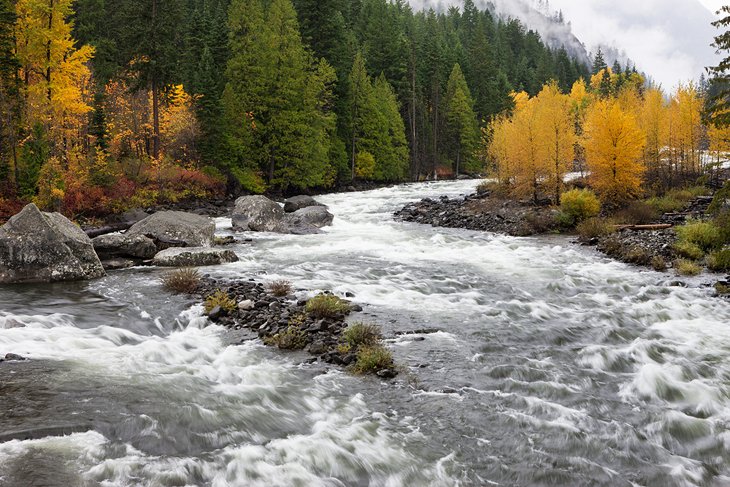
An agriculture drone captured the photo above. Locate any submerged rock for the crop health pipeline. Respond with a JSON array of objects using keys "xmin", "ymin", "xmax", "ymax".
[
  {"xmin": 127, "ymin": 211, "xmax": 215, "ymax": 248},
  {"xmin": 0, "ymin": 204, "xmax": 105, "ymax": 284},
  {"xmin": 152, "ymin": 247, "xmax": 239, "ymax": 267},
  {"xmin": 284, "ymin": 206, "xmax": 334, "ymax": 233}
]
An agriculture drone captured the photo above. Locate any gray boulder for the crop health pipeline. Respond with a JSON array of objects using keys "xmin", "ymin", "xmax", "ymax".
[
  {"xmin": 0, "ymin": 204, "xmax": 105, "ymax": 284},
  {"xmin": 284, "ymin": 195, "xmax": 324, "ymax": 213},
  {"xmin": 127, "ymin": 211, "xmax": 215, "ymax": 248},
  {"xmin": 285, "ymin": 206, "xmax": 334, "ymax": 229},
  {"xmin": 152, "ymin": 247, "xmax": 239, "ymax": 267},
  {"xmin": 92, "ymin": 233, "xmax": 157, "ymax": 260},
  {"xmin": 232, "ymin": 196, "xmax": 285, "ymax": 232}
]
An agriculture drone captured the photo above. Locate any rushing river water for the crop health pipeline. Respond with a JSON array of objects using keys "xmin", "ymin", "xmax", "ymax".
[{"xmin": 1, "ymin": 180, "xmax": 729, "ymax": 487}]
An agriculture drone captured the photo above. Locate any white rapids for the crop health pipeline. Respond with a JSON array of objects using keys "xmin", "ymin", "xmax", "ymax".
[{"xmin": 1, "ymin": 180, "xmax": 729, "ymax": 486}]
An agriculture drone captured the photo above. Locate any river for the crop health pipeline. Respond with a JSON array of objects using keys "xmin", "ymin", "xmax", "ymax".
[{"xmin": 1, "ymin": 180, "xmax": 729, "ymax": 486}]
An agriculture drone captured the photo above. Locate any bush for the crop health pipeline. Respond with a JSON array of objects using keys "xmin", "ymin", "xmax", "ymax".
[
  {"xmin": 355, "ymin": 151, "xmax": 376, "ymax": 180},
  {"xmin": 305, "ymin": 294, "xmax": 351, "ymax": 319},
  {"xmin": 675, "ymin": 220, "xmax": 723, "ymax": 251},
  {"xmin": 646, "ymin": 195, "xmax": 686, "ymax": 214},
  {"xmin": 708, "ymin": 181, "xmax": 730, "ymax": 215},
  {"xmin": 267, "ymin": 280, "xmax": 293, "ymax": 297},
  {"xmin": 559, "ymin": 189, "xmax": 601, "ymax": 226},
  {"xmin": 204, "ymin": 290, "xmax": 237, "ymax": 313},
  {"xmin": 651, "ymin": 256, "xmax": 667, "ymax": 272},
  {"xmin": 343, "ymin": 323, "xmax": 382, "ymax": 348},
  {"xmin": 623, "ymin": 246, "xmax": 652, "ymax": 266},
  {"xmin": 577, "ymin": 217, "xmax": 616, "ymax": 240},
  {"xmin": 716, "ymin": 282, "xmax": 730, "ymax": 296},
  {"xmin": 161, "ymin": 268, "xmax": 201, "ymax": 294},
  {"xmin": 707, "ymin": 248, "xmax": 730, "ymax": 272},
  {"xmin": 673, "ymin": 241, "xmax": 705, "ymax": 260},
  {"xmin": 352, "ymin": 345, "xmax": 394, "ymax": 374},
  {"xmin": 265, "ymin": 326, "xmax": 307, "ymax": 350},
  {"xmin": 614, "ymin": 202, "xmax": 659, "ymax": 225},
  {"xmin": 675, "ymin": 259, "xmax": 702, "ymax": 276}
]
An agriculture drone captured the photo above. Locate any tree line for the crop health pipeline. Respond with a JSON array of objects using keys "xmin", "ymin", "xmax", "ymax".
[{"xmin": 0, "ymin": 0, "xmax": 590, "ymax": 218}]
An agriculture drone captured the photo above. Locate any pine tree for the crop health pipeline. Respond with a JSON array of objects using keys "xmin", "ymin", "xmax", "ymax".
[
  {"xmin": 708, "ymin": 6, "xmax": 730, "ymax": 126},
  {"xmin": 349, "ymin": 50, "xmax": 373, "ymax": 181},
  {"xmin": 371, "ymin": 73, "xmax": 408, "ymax": 181},
  {"xmin": 592, "ymin": 47, "xmax": 607, "ymax": 75},
  {"xmin": 0, "ymin": 0, "xmax": 20, "ymax": 186},
  {"xmin": 444, "ymin": 63, "xmax": 479, "ymax": 176}
]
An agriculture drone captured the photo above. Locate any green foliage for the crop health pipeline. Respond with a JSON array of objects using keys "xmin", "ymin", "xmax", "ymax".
[
  {"xmin": 17, "ymin": 124, "xmax": 50, "ymax": 199},
  {"xmin": 675, "ymin": 259, "xmax": 702, "ymax": 276},
  {"xmin": 204, "ymin": 290, "xmax": 237, "ymax": 314},
  {"xmin": 707, "ymin": 248, "xmax": 730, "ymax": 272},
  {"xmin": 614, "ymin": 202, "xmax": 659, "ymax": 225},
  {"xmin": 675, "ymin": 220, "xmax": 723, "ymax": 252},
  {"xmin": 576, "ymin": 217, "xmax": 616, "ymax": 240},
  {"xmin": 716, "ymin": 282, "xmax": 730, "ymax": 296},
  {"xmin": 161, "ymin": 268, "xmax": 202, "ymax": 294},
  {"xmin": 305, "ymin": 294, "xmax": 351, "ymax": 318},
  {"xmin": 559, "ymin": 189, "xmax": 601, "ymax": 226},
  {"xmin": 343, "ymin": 323, "xmax": 382, "ymax": 348},
  {"xmin": 674, "ymin": 241, "xmax": 705, "ymax": 260},
  {"xmin": 647, "ymin": 187, "xmax": 710, "ymax": 214},
  {"xmin": 444, "ymin": 63, "xmax": 480, "ymax": 175},
  {"xmin": 708, "ymin": 181, "xmax": 730, "ymax": 215},
  {"xmin": 651, "ymin": 256, "xmax": 667, "ymax": 272},
  {"xmin": 265, "ymin": 325, "xmax": 307, "ymax": 350},
  {"xmin": 352, "ymin": 345, "xmax": 393, "ymax": 374},
  {"xmin": 355, "ymin": 151, "xmax": 376, "ymax": 179}
]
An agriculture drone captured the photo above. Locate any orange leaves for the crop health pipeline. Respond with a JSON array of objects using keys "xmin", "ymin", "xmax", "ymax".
[{"xmin": 584, "ymin": 99, "xmax": 645, "ymax": 203}]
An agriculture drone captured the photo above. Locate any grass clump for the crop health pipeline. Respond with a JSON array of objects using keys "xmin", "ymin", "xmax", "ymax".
[
  {"xmin": 675, "ymin": 220, "xmax": 723, "ymax": 252},
  {"xmin": 352, "ymin": 345, "xmax": 394, "ymax": 374},
  {"xmin": 674, "ymin": 241, "xmax": 705, "ymax": 260},
  {"xmin": 305, "ymin": 294, "xmax": 351, "ymax": 319},
  {"xmin": 267, "ymin": 279, "xmax": 293, "ymax": 297},
  {"xmin": 715, "ymin": 282, "xmax": 730, "ymax": 296},
  {"xmin": 265, "ymin": 326, "xmax": 307, "ymax": 350},
  {"xmin": 614, "ymin": 201, "xmax": 659, "ymax": 225},
  {"xmin": 559, "ymin": 188, "xmax": 601, "ymax": 226},
  {"xmin": 651, "ymin": 256, "xmax": 667, "ymax": 272},
  {"xmin": 623, "ymin": 246, "xmax": 652, "ymax": 266},
  {"xmin": 161, "ymin": 268, "xmax": 201, "ymax": 294},
  {"xmin": 204, "ymin": 289, "xmax": 237, "ymax": 313},
  {"xmin": 707, "ymin": 248, "xmax": 730, "ymax": 272},
  {"xmin": 577, "ymin": 217, "xmax": 616, "ymax": 240},
  {"xmin": 343, "ymin": 323, "xmax": 382, "ymax": 348},
  {"xmin": 675, "ymin": 259, "xmax": 702, "ymax": 276}
]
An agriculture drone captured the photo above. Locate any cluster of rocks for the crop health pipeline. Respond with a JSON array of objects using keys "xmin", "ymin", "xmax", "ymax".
[
  {"xmin": 232, "ymin": 195, "xmax": 333, "ymax": 234},
  {"xmin": 0, "ymin": 193, "xmax": 335, "ymax": 284},
  {"xmin": 395, "ymin": 192, "xmax": 560, "ymax": 236},
  {"xmin": 594, "ymin": 228, "xmax": 677, "ymax": 267},
  {"xmin": 192, "ymin": 278, "xmax": 397, "ymax": 377}
]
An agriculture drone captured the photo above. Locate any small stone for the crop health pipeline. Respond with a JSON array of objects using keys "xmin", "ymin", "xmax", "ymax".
[
  {"xmin": 376, "ymin": 368, "xmax": 397, "ymax": 379},
  {"xmin": 351, "ymin": 304, "xmax": 363, "ymax": 312},
  {"xmin": 238, "ymin": 300, "xmax": 254, "ymax": 311},
  {"xmin": 308, "ymin": 341, "xmax": 328, "ymax": 355},
  {"xmin": 4, "ymin": 353, "xmax": 26, "ymax": 361},
  {"xmin": 345, "ymin": 291, "xmax": 355, "ymax": 298},
  {"xmin": 208, "ymin": 305, "xmax": 225, "ymax": 321}
]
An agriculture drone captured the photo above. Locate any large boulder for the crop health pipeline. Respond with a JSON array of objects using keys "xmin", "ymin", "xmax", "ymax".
[
  {"xmin": 285, "ymin": 206, "xmax": 334, "ymax": 230},
  {"xmin": 152, "ymin": 247, "xmax": 239, "ymax": 267},
  {"xmin": 0, "ymin": 204, "xmax": 105, "ymax": 284},
  {"xmin": 284, "ymin": 195, "xmax": 324, "ymax": 213},
  {"xmin": 127, "ymin": 211, "xmax": 215, "ymax": 248},
  {"xmin": 232, "ymin": 196, "xmax": 285, "ymax": 232},
  {"xmin": 92, "ymin": 233, "xmax": 157, "ymax": 260}
]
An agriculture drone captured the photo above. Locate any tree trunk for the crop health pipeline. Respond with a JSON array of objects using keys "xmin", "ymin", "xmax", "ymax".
[{"xmin": 152, "ymin": 78, "xmax": 160, "ymax": 159}]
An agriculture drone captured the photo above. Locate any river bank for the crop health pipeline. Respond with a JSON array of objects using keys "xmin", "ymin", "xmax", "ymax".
[{"xmin": 395, "ymin": 186, "xmax": 730, "ymax": 291}]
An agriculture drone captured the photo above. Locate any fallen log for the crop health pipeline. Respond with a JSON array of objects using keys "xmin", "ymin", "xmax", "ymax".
[{"xmin": 613, "ymin": 224, "xmax": 673, "ymax": 231}]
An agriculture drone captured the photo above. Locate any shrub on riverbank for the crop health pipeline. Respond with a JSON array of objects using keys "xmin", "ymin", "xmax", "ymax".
[
  {"xmin": 267, "ymin": 280, "xmax": 293, "ymax": 297},
  {"xmin": 343, "ymin": 323, "xmax": 382, "ymax": 348},
  {"xmin": 676, "ymin": 220, "xmax": 723, "ymax": 252},
  {"xmin": 559, "ymin": 189, "xmax": 601, "ymax": 226},
  {"xmin": 708, "ymin": 248, "xmax": 730, "ymax": 272},
  {"xmin": 204, "ymin": 290, "xmax": 237, "ymax": 313},
  {"xmin": 577, "ymin": 217, "xmax": 615, "ymax": 240},
  {"xmin": 265, "ymin": 325, "xmax": 307, "ymax": 350},
  {"xmin": 305, "ymin": 294, "xmax": 351, "ymax": 318},
  {"xmin": 353, "ymin": 345, "xmax": 394, "ymax": 374},
  {"xmin": 675, "ymin": 259, "xmax": 702, "ymax": 276},
  {"xmin": 161, "ymin": 268, "xmax": 201, "ymax": 293}
]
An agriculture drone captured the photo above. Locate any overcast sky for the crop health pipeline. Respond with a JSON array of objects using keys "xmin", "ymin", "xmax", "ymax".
[
  {"xmin": 548, "ymin": 0, "xmax": 721, "ymax": 90},
  {"xmin": 409, "ymin": 0, "xmax": 723, "ymax": 90}
]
